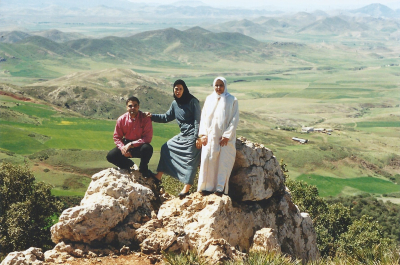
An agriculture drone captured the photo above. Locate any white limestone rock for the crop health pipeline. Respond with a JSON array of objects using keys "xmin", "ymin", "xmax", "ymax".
[
  {"xmin": 51, "ymin": 168, "xmax": 158, "ymax": 246},
  {"xmin": 250, "ymin": 228, "xmax": 281, "ymax": 252},
  {"xmin": 138, "ymin": 191, "xmax": 319, "ymax": 263},
  {"xmin": 1, "ymin": 247, "xmax": 44, "ymax": 265},
  {"xmin": 230, "ymin": 137, "xmax": 286, "ymax": 201}
]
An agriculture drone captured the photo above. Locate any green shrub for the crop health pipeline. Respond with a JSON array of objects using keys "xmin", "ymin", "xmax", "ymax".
[
  {"xmin": 337, "ymin": 215, "xmax": 396, "ymax": 263},
  {"xmin": 57, "ymin": 196, "xmax": 83, "ymax": 211},
  {"xmin": 58, "ymin": 91, "xmax": 68, "ymax": 97},
  {"xmin": 315, "ymin": 203, "xmax": 352, "ymax": 257},
  {"xmin": 28, "ymin": 149, "xmax": 57, "ymax": 161},
  {"xmin": 228, "ymin": 251, "xmax": 300, "ymax": 265},
  {"xmin": 0, "ymin": 163, "xmax": 63, "ymax": 258},
  {"xmin": 326, "ymin": 194, "xmax": 400, "ymax": 243},
  {"xmin": 163, "ymin": 250, "xmax": 208, "ymax": 265},
  {"xmin": 286, "ymin": 179, "xmax": 352, "ymax": 257}
]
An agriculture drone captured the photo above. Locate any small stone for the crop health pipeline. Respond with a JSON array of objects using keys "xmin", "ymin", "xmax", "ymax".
[{"xmin": 120, "ymin": 246, "xmax": 130, "ymax": 255}]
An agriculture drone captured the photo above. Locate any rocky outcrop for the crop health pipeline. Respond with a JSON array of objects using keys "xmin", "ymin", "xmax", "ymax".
[
  {"xmin": 138, "ymin": 189, "xmax": 317, "ymax": 262},
  {"xmin": 230, "ymin": 138, "xmax": 285, "ymax": 201},
  {"xmin": 138, "ymin": 137, "xmax": 318, "ymax": 262},
  {"xmin": 51, "ymin": 166, "xmax": 159, "ymax": 247},
  {"xmin": 1, "ymin": 137, "xmax": 319, "ymax": 264},
  {"xmin": 0, "ymin": 248, "xmax": 44, "ymax": 265}
]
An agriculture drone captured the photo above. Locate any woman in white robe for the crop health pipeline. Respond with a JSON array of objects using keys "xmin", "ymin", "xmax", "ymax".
[{"xmin": 197, "ymin": 77, "xmax": 239, "ymax": 196}]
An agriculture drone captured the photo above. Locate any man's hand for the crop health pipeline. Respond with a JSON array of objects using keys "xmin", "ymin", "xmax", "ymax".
[
  {"xmin": 220, "ymin": 137, "xmax": 229, "ymax": 147},
  {"xmin": 144, "ymin": 112, "xmax": 152, "ymax": 118},
  {"xmin": 121, "ymin": 143, "xmax": 133, "ymax": 157}
]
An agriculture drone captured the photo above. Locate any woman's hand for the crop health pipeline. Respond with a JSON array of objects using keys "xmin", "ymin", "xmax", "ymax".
[
  {"xmin": 144, "ymin": 112, "xmax": 152, "ymax": 118},
  {"xmin": 220, "ymin": 137, "xmax": 229, "ymax": 147},
  {"xmin": 196, "ymin": 138, "xmax": 202, "ymax": 149},
  {"xmin": 201, "ymin": 135, "xmax": 208, "ymax": 146}
]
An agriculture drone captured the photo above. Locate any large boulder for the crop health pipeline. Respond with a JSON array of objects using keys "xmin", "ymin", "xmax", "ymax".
[
  {"xmin": 51, "ymin": 167, "xmax": 159, "ymax": 246},
  {"xmin": 230, "ymin": 137, "xmax": 286, "ymax": 201},
  {"xmin": 138, "ymin": 190, "xmax": 318, "ymax": 262},
  {"xmin": 136, "ymin": 137, "xmax": 318, "ymax": 263}
]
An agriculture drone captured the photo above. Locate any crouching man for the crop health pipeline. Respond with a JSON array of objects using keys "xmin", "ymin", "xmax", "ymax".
[{"xmin": 106, "ymin": 96, "xmax": 153, "ymax": 177}]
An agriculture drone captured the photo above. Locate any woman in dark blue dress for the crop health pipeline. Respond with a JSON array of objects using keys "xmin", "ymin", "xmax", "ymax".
[{"xmin": 145, "ymin": 80, "xmax": 201, "ymax": 197}]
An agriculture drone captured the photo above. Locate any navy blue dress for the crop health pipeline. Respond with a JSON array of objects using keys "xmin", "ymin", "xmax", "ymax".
[{"xmin": 151, "ymin": 98, "xmax": 201, "ymax": 185}]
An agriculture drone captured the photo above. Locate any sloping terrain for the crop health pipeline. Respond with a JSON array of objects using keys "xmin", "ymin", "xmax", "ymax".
[
  {"xmin": 0, "ymin": 30, "xmax": 87, "ymax": 44},
  {"xmin": 66, "ymin": 27, "xmax": 265, "ymax": 62},
  {"xmin": 0, "ymin": 31, "xmax": 31, "ymax": 43},
  {"xmin": 32, "ymin": 29, "xmax": 86, "ymax": 43},
  {"xmin": 23, "ymin": 68, "xmax": 172, "ymax": 119}
]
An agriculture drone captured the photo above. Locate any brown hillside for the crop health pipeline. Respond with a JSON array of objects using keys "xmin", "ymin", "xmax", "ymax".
[{"xmin": 23, "ymin": 68, "xmax": 172, "ymax": 119}]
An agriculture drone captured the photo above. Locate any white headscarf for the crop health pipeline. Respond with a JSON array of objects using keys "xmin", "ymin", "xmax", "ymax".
[{"xmin": 206, "ymin": 77, "xmax": 229, "ymax": 130}]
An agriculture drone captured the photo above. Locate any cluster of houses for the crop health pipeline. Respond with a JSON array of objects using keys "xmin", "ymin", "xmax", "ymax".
[
  {"xmin": 301, "ymin": 127, "xmax": 333, "ymax": 134},
  {"xmin": 292, "ymin": 127, "xmax": 334, "ymax": 144}
]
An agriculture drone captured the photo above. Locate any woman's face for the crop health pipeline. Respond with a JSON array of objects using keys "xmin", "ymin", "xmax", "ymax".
[
  {"xmin": 174, "ymin": 84, "xmax": 184, "ymax": 98},
  {"xmin": 214, "ymin": 79, "xmax": 225, "ymax": 95}
]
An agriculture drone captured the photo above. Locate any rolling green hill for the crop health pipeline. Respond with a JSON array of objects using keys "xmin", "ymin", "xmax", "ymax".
[
  {"xmin": 298, "ymin": 17, "xmax": 369, "ymax": 34},
  {"xmin": 18, "ymin": 36, "xmax": 81, "ymax": 57},
  {"xmin": 0, "ymin": 31, "xmax": 31, "ymax": 43},
  {"xmin": 32, "ymin": 29, "xmax": 86, "ymax": 43},
  {"xmin": 21, "ymin": 68, "xmax": 172, "ymax": 119}
]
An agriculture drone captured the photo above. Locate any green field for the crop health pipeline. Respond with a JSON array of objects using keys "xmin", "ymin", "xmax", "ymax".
[
  {"xmin": 0, "ymin": 98, "xmax": 179, "ymax": 196},
  {"xmin": 297, "ymin": 174, "xmax": 400, "ymax": 197}
]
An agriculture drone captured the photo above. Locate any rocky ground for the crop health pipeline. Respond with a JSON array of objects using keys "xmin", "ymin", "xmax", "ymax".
[{"xmin": 45, "ymin": 252, "xmax": 154, "ymax": 265}]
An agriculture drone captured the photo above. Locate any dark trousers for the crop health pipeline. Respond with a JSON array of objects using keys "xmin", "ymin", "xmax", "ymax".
[{"xmin": 106, "ymin": 142, "xmax": 153, "ymax": 172}]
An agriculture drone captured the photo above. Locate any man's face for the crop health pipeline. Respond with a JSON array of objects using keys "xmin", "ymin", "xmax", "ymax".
[{"xmin": 126, "ymin": 100, "xmax": 140, "ymax": 118}]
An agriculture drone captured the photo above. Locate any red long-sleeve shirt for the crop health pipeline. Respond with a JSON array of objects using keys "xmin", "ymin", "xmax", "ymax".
[{"xmin": 113, "ymin": 111, "xmax": 153, "ymax": 150}]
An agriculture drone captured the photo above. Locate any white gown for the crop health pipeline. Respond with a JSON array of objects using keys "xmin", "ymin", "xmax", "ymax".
[{"xmin": 197, "ymin": 92, "xmax": 239, "ymax": 194}]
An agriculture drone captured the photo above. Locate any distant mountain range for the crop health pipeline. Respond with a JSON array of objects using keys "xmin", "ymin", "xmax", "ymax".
[
  {"xmin": 0, "ymin": 26, "xmax": 268, "ymax": 65},
  {"xmin": 2, "ymin": 2, "xmax": 399, "ymax": 41},
  {"xmin": 209, "ymin": 12, "xmax": 400, "ymax": 39},
  {"xmin": 2, "ymin": 7, "xmax": 399, "ymax": 47},
  {"xmin": 0, "ymin": 30, "xmax": 86, "ymax": 44},
  {"xmin": 2, "ymin": 1, "xmax": 399, "ymax": 21},
  {"xmin": 1, "ymin": 2, "xmax": 281, "ymax": 23},
  {"xmin": 351, "ymin": 3, "xmax": 400, "ymax": 18}
]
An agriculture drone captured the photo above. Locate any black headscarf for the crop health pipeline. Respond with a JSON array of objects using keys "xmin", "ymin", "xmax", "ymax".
[{"xmin": 173, "ymin": 79, "xmax": 196, "ymax": 105}]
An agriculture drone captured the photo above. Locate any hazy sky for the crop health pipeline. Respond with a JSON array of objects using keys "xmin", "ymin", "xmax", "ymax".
[{"xmin": 129, "ymin": 0, "xmax": 400, "ymax": 10}]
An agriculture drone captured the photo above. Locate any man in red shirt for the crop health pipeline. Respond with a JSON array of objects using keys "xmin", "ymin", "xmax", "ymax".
[{"xmin": 106, "ymin": 96, "xmax": 153, "ymax": 177}]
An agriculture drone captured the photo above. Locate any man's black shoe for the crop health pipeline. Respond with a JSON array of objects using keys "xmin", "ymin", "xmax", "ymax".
[{"xmin": 141, "ymin": 170, "xmax": 161, "ymax": 184}]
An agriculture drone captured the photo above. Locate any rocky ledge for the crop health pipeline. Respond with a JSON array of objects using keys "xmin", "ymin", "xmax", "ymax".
[{"xmin": 1, "ymin": 137, "xmax": 319, "ymax": 265}]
